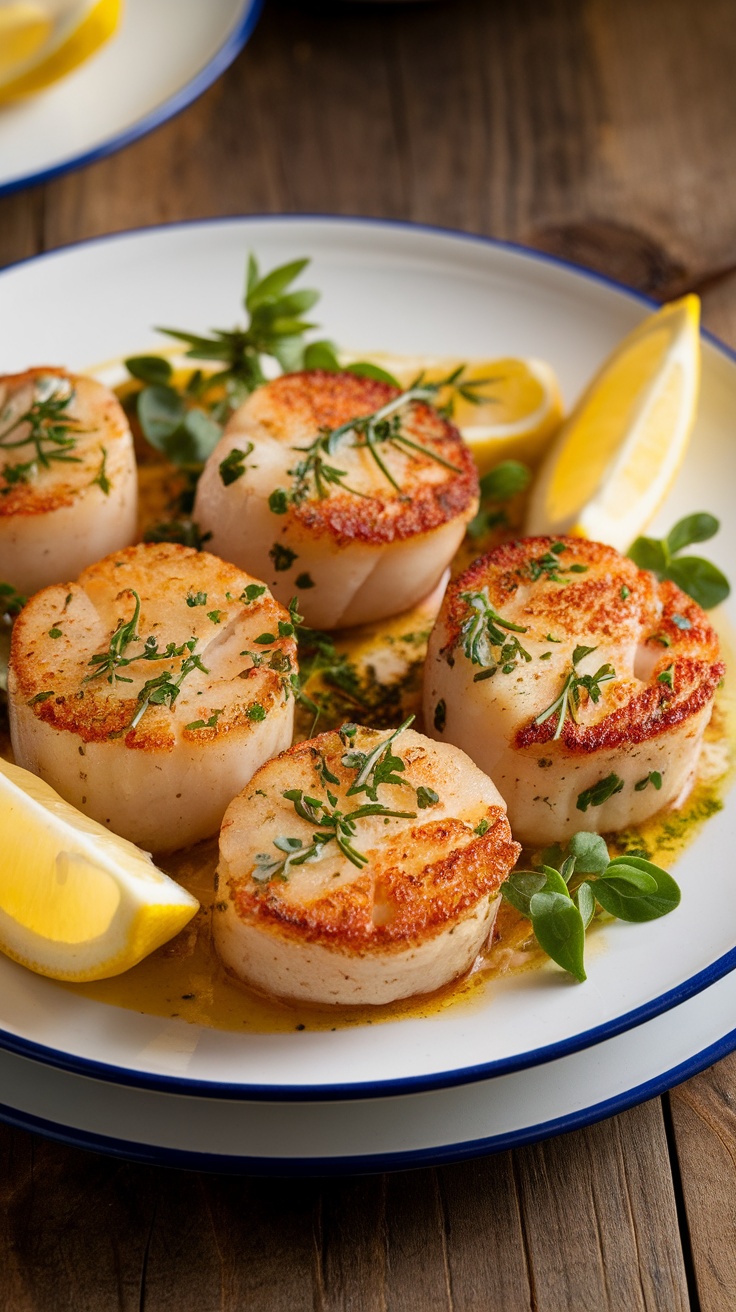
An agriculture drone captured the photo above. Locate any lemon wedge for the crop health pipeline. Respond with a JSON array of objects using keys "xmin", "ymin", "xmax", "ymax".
[
  {"xmin": 0, "ymin": 0, "xmax": 122, "ymax": 103},
  {"xmin": 525, "ymin": 295, "xmax": 701, "ymax": 551},
  {"xmin": 0, "ymin": 757, "xmax": 198, "ymax": 982},
  {"xmin": 341, "ymin": 352, "xmax": 563, "ymax": 475}
]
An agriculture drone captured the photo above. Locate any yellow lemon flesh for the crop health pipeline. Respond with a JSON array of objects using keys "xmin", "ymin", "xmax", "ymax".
[
  {"xmin": 0, "ymin": 758, "xmax": 198, "ymax": 982},
  {"xmin": 340, "ymin": 353, "xmax": 564, "ymax": 475},
  {"xmin": 525, "ymin": 295, "xmax": 700, "ymax": 552},
  {"xmin": 0, "ymin": 0, "xmax": 122, "ymax": 103}
]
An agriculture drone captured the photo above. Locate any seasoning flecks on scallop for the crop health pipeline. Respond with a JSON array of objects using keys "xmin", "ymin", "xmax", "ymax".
[
  {"xmin": 423, "ymin": 536, "xmax": 725, "ymax": 845},
  {"xmin": 213, "ymin": 723, "xmax": 520, "ymax": 1006},
  {"xmin": 8, "ymin": 543, "xmax": 298, "ymax": 852},
  {"xmin": 0, "ymin": 368, "xmax": 137, "ymax": 595},
  {"xmin": 193, "ymin": 369, "xmax": 479, "ymax": 629}
]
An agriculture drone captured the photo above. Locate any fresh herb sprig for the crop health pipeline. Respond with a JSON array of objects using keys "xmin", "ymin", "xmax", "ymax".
[
  {"xmin": 270, "ymin": 372, "xmax": 471, "ymax": 509},
  {"xmin": 0, "ymin": 583, "xmax": 27, "ymax": 619},
  {"xmin": 125, "ymin": 255, "xmax": 323, "ymax": 489},
  {"xmin": 129, "ymin": 647, "xmax": 209, "ymax": 729},
  {"xmin": 502, "ymin": 831, "xmax": 681, "ymax": 982},
  {"xmin": 534, "ymin": 645, "xmax": 616, "ymax": 739},
  {"xmin": 628, "ymin": 513, "xmax": 730, "ymax": 609},
  {"xmin": 253, "ymin": 717, "xmax": 438, "ymax": 883},
  {"xmin": 456, "ymin": 587, "xmax": 531, "ymax": 679},
  {"xmin": 0, "ymin": 378, "xmax": 82, "ymax": 487}
]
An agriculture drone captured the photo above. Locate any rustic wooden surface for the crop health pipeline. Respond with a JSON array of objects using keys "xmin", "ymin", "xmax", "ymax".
[{"xmin": 1, "ymin": 0, "xmax": 735, "ymax": 1306}]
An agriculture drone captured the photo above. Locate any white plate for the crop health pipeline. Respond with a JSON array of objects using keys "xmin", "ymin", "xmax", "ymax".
[
  {"xmin": 0, "ymin": 0, "xmax": 262, "ymax": 197},
  {"xmin": 1, "ymin": 954, "xmax": 736, "ymax": 1171},
  {"xmin": 0, "ymin": 216, "xmax": 735, "ymax": 1105}
]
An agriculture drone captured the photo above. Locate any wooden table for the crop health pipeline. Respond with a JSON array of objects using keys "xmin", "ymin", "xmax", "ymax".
[{"xmin": 1, "ymin": 1, "xmax": 735, "ymax": 1306}]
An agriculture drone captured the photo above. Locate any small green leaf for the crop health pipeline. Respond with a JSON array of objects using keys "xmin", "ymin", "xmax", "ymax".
[
  {"xmin": 529, "ymin": 891, "xmax": 587, "ymax": 982},
  {"xmin": 137, "ymin": 385, "xmax": 185, "ymax": 447},
  {"xmin": 125, "ymin": 355, "xmax": 173, "ymax": 386},
  {"xmin": 666, "ymin": 512, "xmax": 719, "ymax": 555},
  {"xmin": 575, "ymin": 881, "xmax": 596, "ymax": 929},
  {"xmin": 347, "ymin": 361, "xmax": 401, "ymax": 387},
  {"xmin": 568, "ymin": 831, "xmax": 610, "ymax": 874},
  {"xmin": 295, "ymin": 572, "xmax": 315, "ymax": 589},
  {"xmin": 246, "ymin": 258, "xmax": 310, "ymax": 311},
  {"xmin": 269, "ymin": 488, "xmax": 289, "ymax": 514},
  {"xmin": 599, "ymin": 863, "xmax": 658, "ymax": 892},
  {"xmin": 219, "ymin": 446, "xmax": 252, "ymax": 487},
  {"xmin": 502, "ymin": 871, "xmax": 546, "ymax": 917},
  {"xmin": 416, "ymin": 786, "xmax": 439, "ymax": 809},
  {"xmin": 594, "ymin": 856, "xmax": 680, "ymax": 921},
  {"xmin": 182, "ymin": 408, "xmax": 222, "ymax": 462},
  {"xmin": 241, "ymin": 583, "xmax": 266, "ymax": 604},
  {"xmin": 666, "ymin": 556, "xmax": 730, "ymax": 609},
  {"xmin": 478, "ymin": 460, "xmax": 531, "ymax": 502},
  {"xmin": 433, "ymin": 699, "xmax": 446, "ymax": 732},
  {"xmin": 247, "ymin": 702, "xmax": 267, "ymax": 721},
  {"xmin": 628, "ymin": 536, "xmax": 668, "ymax": 574},
  {"xmin": 303, "ymin": 340, "xmax": 341, "ymax": 371}
]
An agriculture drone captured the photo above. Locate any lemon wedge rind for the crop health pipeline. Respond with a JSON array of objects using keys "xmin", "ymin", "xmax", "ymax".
[
  {"xmin": 525, "ymin": 295, "xmax": 701, "ymax": 553},
  {"xmin": 0, "ymin": 758, "xmax": 198, "ymax": 982}
]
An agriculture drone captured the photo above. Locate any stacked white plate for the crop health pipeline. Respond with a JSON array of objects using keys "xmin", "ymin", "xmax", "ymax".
[
  {"xmin": 1, "ymin": 217, "xmax": 734, "ymax": 1171},
  {"xmin": 0, "ymin": 0, "xmax": 262, "ymax": 197}
]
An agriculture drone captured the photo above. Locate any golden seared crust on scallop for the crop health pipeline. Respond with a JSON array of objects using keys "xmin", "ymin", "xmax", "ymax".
[
  {"xmin": 11, "ymin": 542, "xmax": 295, "ymax": 748},
  {"xmin": 0, "ymin": 368, "xmax": 137, "ymax": 594},
  {"xmin": 245, "ymin": 370, "xmax": 479, "ymax": 544},
  {"xmin": 8, "ymin": 543, "xmax": 297, "ymax": 850},
  {"xmin": 214, "ymin": 725, "xmax": 520, "ymax": 1005},
  {"xmin": 425, "ymin": 536, "xmax": 725, "ymax": 844},
  {"xmin": 193, "ymin": 370, "xmax": 479, "ymax": 630}
]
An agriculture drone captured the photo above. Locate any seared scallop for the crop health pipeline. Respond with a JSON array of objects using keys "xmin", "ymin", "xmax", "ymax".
[
  {"xmin": 213, "ymin": 722, "xmax": 520, "ymax": 1005},
  {"xmin": 424, "ymin": 536, "xmax": 724, "ymax": 845},
  {"xmin": 0, "ymin": 368, "xmax": 137, "ymax": 595},
  {"xmin": 8, "ymin": 543, "xmax": 297, "ymax": 852},
  {"xmin": 193, "ymin": 370, "xmax": 479, "ymax": 629}
]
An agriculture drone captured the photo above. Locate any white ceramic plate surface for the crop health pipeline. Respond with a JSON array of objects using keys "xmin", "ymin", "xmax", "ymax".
[
  {"xmin": 1, "ymin": 956, "xmax": 735, "ymax": 1171},
  {"xmin": 0, "ymin": 216, "xmax": 735, "ymax": 1105},
  {"xmin": 0, "ymin": 0, "xmax": 262, "ymax": 197}
]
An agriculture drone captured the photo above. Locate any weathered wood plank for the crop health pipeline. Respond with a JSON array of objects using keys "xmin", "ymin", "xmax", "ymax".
[
  {"xmin": 669, "ymin": 1054, "xmax": 736, "ymax": 1312},
  {"xmin": 0, "ymin": 188, "xmax": 44, "ymax": 270},
  {"xmin": 513, "ymin": 1100, "xmax": 690, "ymax": 1311}
]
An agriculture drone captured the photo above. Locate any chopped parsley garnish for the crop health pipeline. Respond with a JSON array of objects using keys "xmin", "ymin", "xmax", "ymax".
[
  {"xmin": 270, "ymin": 542, "xmax": 298, "ymax": 572},
  {"xmin": 296, "ymin": 572, "xmax": 315, "ymax": 589},
  {"xmin": 218, "ymin": 444, "xmax": 253, "ymax": 486},
  {"xmin": 186, "ymin": 591, "xmax": 207, "ymax": 607},
  {"xmin": 247, "ymin": 702, "xmax": 267, "ymax": 721},
  {"xmin": 657, "ymin": 664, "xmax": 675, "ymax": 689},
  {"xmin": 576, "ymin": 773, "xmax": 625, "ymax": 812},
  {"xmin": 434, "ymin": 699, "xmax": 446, "ymax": 732},
  {"xmin": 241, "ymin": 583, "xmax": 266, "ymax": 604},
  {"xmin": 186, "ymin": 708, "xmax": 224, "ymax": 730},
  {"xmin": 635, "ymin": 771, "xmax": 662, "ymax": 792},
  {"xmin": 455, "ymin": 587, "xmax": 531, "ymax": 679}
]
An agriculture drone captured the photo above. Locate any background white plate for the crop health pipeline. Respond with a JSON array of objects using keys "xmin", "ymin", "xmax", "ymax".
[
  {"xmin": 0, "ymin": 216, "xmax": 734, "ymax": 1101},
  {"xmin": 0, "ymin": 0, "xmax": 262, "ymax": 197},
  {"xmin": 1, "ymin": 951, "xmax": 735, "ymax": 1172}
]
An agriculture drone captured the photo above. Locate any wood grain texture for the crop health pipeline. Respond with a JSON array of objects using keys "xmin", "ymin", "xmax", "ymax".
[{"xmin": 669, "ymin": 1056, "xmax": 736, "ymax": 1312}]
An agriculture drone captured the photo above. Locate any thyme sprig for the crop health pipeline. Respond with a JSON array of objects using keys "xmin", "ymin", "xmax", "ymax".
[
  {"xmin": 84, "ymin": 591, "xmax": 142, "ymax": 685},
  {"xmin": 534, "ymin": 644, "xmax": 616, "ymax": 739},
  {"xmin": 253, "ymin": 717, "xmax": 439, "ymax": 883},
  {"xmin": 0, "ymin": 378, "xmax": 83, "ymax": 487},
  {"xmin": 273, "ymin": 376, "xmax": 466, "ymax": 508},
  {"xmin": 456, "ymin": 588, "xmax": 531, "ymax": 679},
  {"xmin": 129, "ymin": 647, "xmax": 209, "ymax": 729}
]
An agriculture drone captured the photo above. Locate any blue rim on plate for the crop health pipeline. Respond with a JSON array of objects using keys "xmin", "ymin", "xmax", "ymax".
[
  {"xmin": 0, "ymin": 0, "xmax": 264, "ymax": 199},
  {"xmin": 1, "ymin": 1020, "xmax": 734, "ymax": 1174},
  {"xmin": 0, "ymin": 214, "xmax": 734, "ymax": 1103}
]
